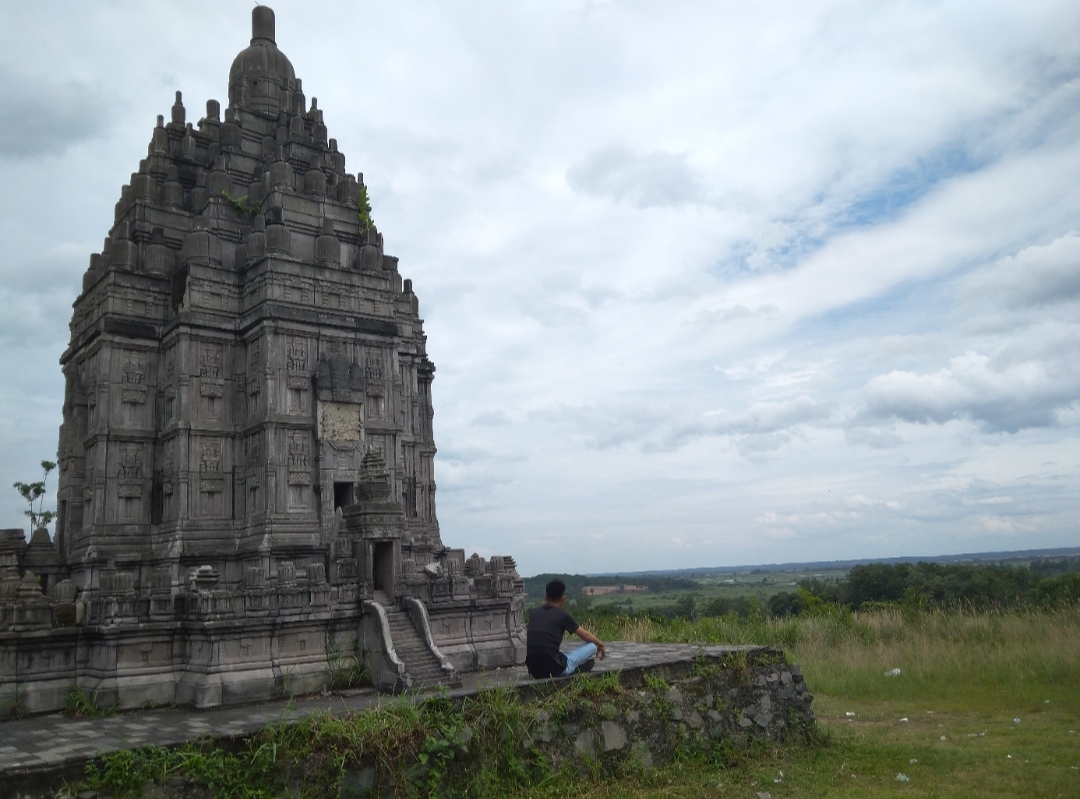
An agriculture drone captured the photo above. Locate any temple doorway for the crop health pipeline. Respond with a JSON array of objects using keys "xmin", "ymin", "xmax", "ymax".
[{"xmin": 372, "ymin": 541, "xmax": 394, "ymax": 597}]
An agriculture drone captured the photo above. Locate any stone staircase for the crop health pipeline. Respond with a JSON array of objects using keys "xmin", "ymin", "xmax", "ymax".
[{"xmin": 377, "ymin": 596, "xmax": 454, "ymax": 688}]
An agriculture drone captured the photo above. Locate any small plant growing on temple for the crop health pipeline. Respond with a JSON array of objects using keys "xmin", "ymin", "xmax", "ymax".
[
  {"xmin": 358, "ymin": 183, "xmax": 374, "ymax": 236},
  {"xmin": 220, "ymin": 190, "xmax": 261, "ymax": 219},
  {"xmin": 13, "ymin": 460, "xmax": 57, "ymax": 532}
]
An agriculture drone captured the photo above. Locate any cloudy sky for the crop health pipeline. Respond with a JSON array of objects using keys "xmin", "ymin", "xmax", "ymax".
[{"xmin": 1, "ymin": 1, "xmax": 1078, "ymax": 575}]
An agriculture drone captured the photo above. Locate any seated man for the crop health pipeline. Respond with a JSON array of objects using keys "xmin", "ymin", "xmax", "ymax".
[{"xmin": 526, "ymin": 579, "xmax": 607, "ymax": 678}]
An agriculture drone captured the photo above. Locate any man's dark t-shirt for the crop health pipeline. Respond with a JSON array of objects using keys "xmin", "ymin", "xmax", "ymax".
[{"xmin": 526, "ymin": 604, "xmax": 579, "ymax": 678}]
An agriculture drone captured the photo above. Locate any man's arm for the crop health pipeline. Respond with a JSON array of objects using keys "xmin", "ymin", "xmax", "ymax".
[{"xmin": 574, "ymin": 625, "xmax": 606, "ymax": 660}]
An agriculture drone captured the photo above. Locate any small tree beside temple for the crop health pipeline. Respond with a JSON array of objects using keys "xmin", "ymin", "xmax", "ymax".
[{"xmin": 13, "ymin": 460, "xmax": 57, "ymax": 532}]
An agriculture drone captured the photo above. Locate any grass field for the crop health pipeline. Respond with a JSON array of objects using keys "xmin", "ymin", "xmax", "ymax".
[{"xmin": 510, "ymin": 607, "xmax": 1080, "ymax": 798}]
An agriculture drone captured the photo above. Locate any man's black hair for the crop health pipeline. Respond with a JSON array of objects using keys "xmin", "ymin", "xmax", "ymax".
[{"xmin": 545, "ymin": 579, "xmax": 566, "ymax": 601}]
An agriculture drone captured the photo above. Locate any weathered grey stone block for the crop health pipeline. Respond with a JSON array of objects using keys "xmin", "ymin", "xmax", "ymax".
[
  {"xmin": 601, "ymin": 721, "xmax": 628, "ymax": 751},
  {"xmin": 574, "ymin": 729, "xmax": 595, "ymax": 757}
]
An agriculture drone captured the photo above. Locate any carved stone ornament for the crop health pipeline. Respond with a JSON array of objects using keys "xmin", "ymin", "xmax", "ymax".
[
  {"xmin": 121, "ymin": 351, "xmax": 146, "ymax": 385},
  {"xmin": 200, "ymin": 439, "xmax": 223, "ymax": 472},
  {"xmin": 287, "ymin": 337, "xmax": 308, "ymax": 372},
  {"xmin": 200, "ymin": 343, "xmax": 223, "ymax": 378}
]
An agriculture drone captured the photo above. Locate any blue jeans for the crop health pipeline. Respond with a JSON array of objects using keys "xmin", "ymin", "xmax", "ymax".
[{"xmin": 561, "ymin": 642, "xmax": 597, "ymax": 676}]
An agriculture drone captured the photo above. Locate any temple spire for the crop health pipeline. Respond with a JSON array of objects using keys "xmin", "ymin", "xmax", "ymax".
[{"xmin": 252, "ymin": 6, "xmax": 275, "ymax": 44}]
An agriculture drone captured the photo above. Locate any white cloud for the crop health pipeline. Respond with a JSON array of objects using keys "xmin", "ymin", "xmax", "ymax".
[
  {"xmin": 964, "ymin": 233, "xmax": 1080, "ymax": 309},
  {"xmin": 862, "ymin": 346, "xmax": 1080, "ymax": 433},
  {"xmin": 566, "ymin": 145, "xmax": 706, "ymax": 208}
]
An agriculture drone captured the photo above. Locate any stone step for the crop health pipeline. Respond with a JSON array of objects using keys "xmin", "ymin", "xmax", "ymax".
[
  {"xmin": 376, "ymin": 604, "xmax": 452, "ymax": 686},
  {"xmin": 400, "ymin": 649, "xmax": 439, "ymax": 664},
  {"xmin": 409, "ymin": 665, "xmax": 443, "ymax": 677},
  {"xmin": 397, "ymin": 651, "xmax": 434, "ymax": 662},
  {"xmin": 408, "ymin": 659, "xmax": 442, "ymax": 671},
  {"xmin": 402, "ymin": 658, "xmax": 440, "ymax": 671},
  {"xmin": 411, "ymin": 671, "xmax": 447, "ymax": 683}
]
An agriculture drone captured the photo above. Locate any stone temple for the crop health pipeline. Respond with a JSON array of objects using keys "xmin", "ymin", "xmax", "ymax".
[{"xmin": 0, "ymin": 7, "xmax": 526, "ymax": 712}]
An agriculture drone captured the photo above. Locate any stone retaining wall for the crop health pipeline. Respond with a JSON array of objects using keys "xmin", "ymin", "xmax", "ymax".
[
  {"xmin": 517, "ymin": 647, "xmax": 815, "ymax": 771},
  {"xmin": 332, "ymin": 647, "xmax": 817, "ymax": 796},
  {"xmin": 8, "ymin": 646, "xmax": 816, "ymax": 798}
]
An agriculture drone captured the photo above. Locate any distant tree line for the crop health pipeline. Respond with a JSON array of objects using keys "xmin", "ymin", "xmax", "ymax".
[
  {"xmin": 1028, "ymin": 556, "xmax": 1080, "ymax": 578},
  {"xmin": 562, "ymin": 560, "xmax": 1080, "ymax": 621},
  {"xmin": 787, "ymin": 561, "xmax": 1080, "ymax": 613}
]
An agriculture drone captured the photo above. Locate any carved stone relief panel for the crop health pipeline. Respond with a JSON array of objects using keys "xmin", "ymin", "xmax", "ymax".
[
  {"xmin": 119, "ymin": 350, "xmax": 148, "ymax": 425},
  {"xmin": 199, "ymin": 342, "xmax": 226, "ymax": 420},
  {"xmin": 121, "ymin": 350, "xmax": 146, "ymax": 385},
  {"xmin": 287, "ymin": 432, "xmax": 309, "ymax": 472},
  {"xmin": 200, "ymin": 439, "xmax": 223, "ymax": 473},
  {"xmin": 287, "ymin": 336, "xmax": 308, "ymax": 373},
  {"xmin": 287, "ymin": 431, "xmax": 311, "ymax": 511},
  {"xmin": 364, "ymin": 350, "xmax": 386, "ymax": 427},
  {"xmin": 243, "ymin": 338, "xmax": 262, "ymax": 419},
  {"xmin": 196, "ymin": 436, "xmax": 226, "ymax": 518},
  {"xmin": 243, "ymin": 432, "xmax": 262, "ymax": 517},
  {"xmin": 118, "ymin": 444, "xmax": 143, "ymax": 480},
  {"xmin": 199, "ymin": 342, "xmax": 223, "ymax": 379},
  {"xmin": 286, "ymin": 336, "xmax": 311, "ymax": 415},
  {"xmin": 364, "ymin": 351, "xmax": 384, "ymax": 385},
  {"xmin": 199, "ymin": 380, "xmax": 224, "ymax": 398},
  {"xmin": 117, "ymin": 443, "xmax": 144, "ymax": 522}
]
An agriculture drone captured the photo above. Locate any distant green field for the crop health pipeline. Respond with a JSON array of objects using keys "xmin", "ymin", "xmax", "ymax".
[{"xmin": 581, "ymin": 568, "xmax": 847, "ymax": 611}]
